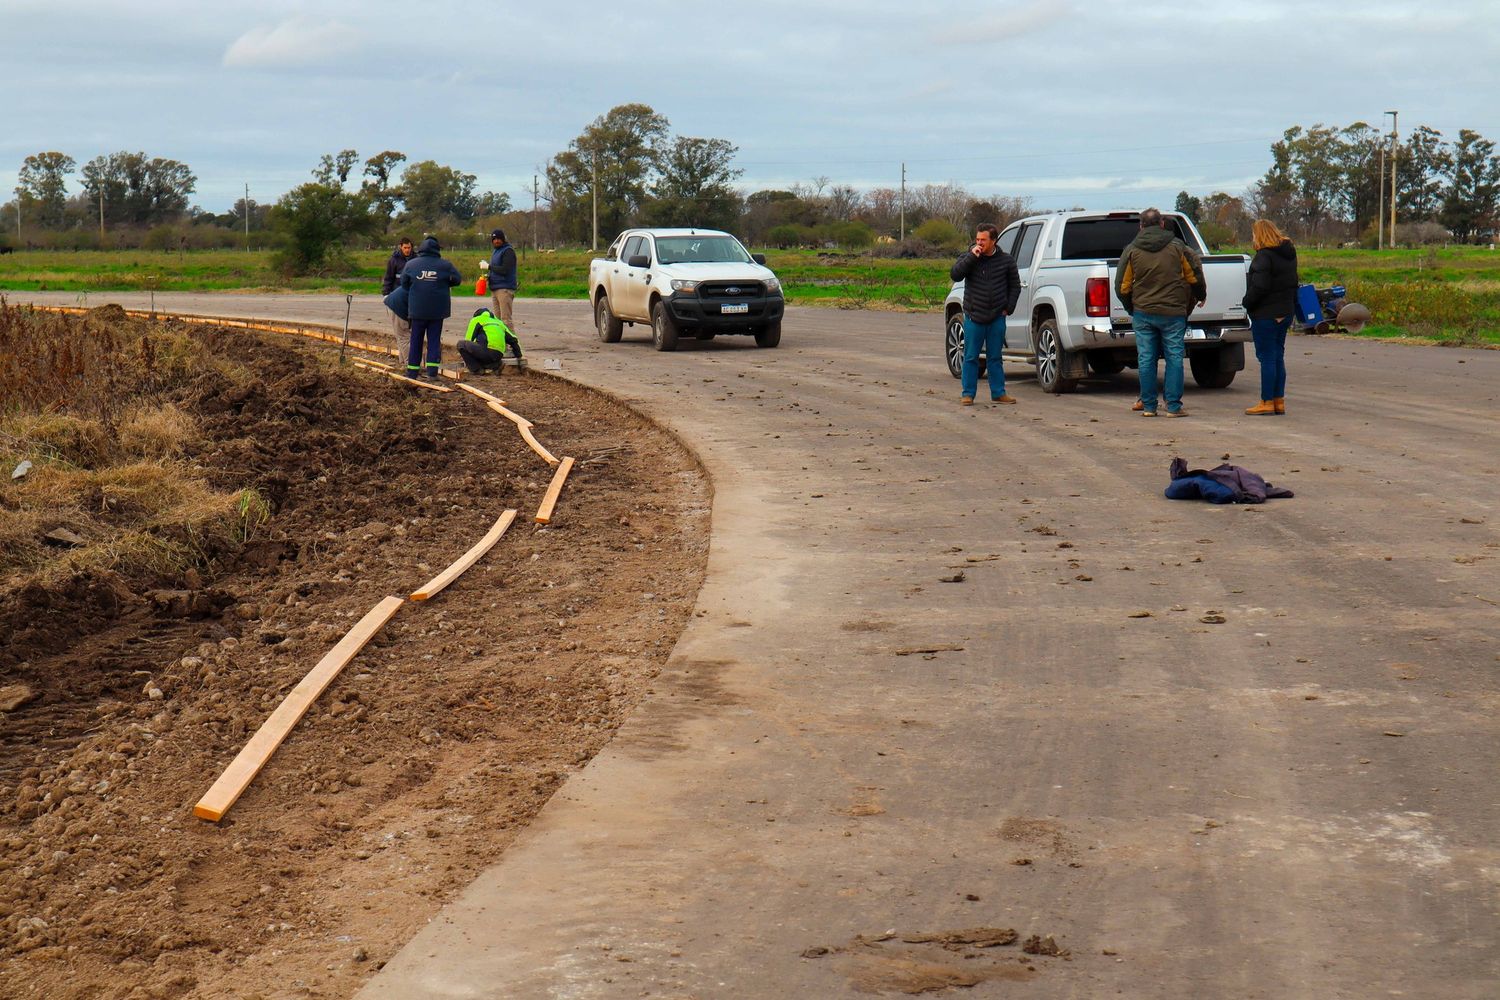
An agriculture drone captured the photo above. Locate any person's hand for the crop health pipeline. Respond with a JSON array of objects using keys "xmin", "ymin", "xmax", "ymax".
[{"xmin": 970, "ymin": 243, "xmax": 982, "ymax": 257}]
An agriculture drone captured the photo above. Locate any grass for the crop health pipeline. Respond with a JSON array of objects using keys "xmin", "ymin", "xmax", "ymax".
[
  {"xmin": 2, "ymin": 244, "xmax": 1498, "ymax": 344},
  {"xmin": 0, "ymin": 303, "xmax": 268, "ymax": 586}
]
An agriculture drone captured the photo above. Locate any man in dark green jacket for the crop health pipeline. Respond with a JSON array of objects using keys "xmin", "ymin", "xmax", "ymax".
[{"xmin": 1115, "ymin": 209, "xmax": 1206, "ymax": 417}]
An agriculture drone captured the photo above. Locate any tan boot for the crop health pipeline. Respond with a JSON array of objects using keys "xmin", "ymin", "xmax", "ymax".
[
  {"xmin": 1273, "ymin": 397, "xmax": 1286, "ymax": 414},
  {"xmin": 1245, "ymin": 399, "xmax": 1277, "ymax": 415}
]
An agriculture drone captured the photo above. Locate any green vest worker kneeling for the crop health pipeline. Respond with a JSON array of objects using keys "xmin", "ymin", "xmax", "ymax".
[{"xmin": 459, "ymin": 308, "xmax": 524, "ymax": 374}]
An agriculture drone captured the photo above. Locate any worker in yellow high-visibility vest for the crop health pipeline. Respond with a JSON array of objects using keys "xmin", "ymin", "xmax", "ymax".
[{"xmin": 458, "ymin": 307, "xmax": 524, "ymax": 375}]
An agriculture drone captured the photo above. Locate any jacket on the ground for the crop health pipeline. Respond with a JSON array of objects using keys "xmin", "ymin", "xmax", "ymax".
[
  {"xmin": 488, "ymin": 242, "xmax": 518, "ymax": 291},
  {"xmin": 1242, "ymin": 240, "xmax": 1299, "ymax": 320},
  {"xmin": 1166, "ymin": 457, "xmax": 1293, "ymax": 504},
  {"xmin": 400, "ymin": 238, "xmax": 462, "ymax": 320},
  {"xmin": 950, "ymin": 248, "xmax": 1022, "ymax": 325},
  {"xmin": 1115, "ymin": 227, "xmax": 1206, "ymax": 316},
  {"xmin": 381, "ymin": 246, "xmax": 411, "ymax": 295}
]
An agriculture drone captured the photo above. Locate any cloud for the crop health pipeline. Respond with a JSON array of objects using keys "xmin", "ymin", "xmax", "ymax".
[
  {"xmin": 223, "ymin": 16, "xmax": 363, "ymax": 69},
  {"xmin": 931, "ymin": 0, "xmax": 1074, "ymax": 45}
]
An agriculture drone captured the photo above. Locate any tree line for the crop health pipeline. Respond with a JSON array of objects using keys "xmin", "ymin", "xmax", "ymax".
[
  {"xmin": 1177, "ymin": 123, "xmax": 1500, "ymax": 246},
  {"xmin": 7, "ymin": 110, "xmax": 1498, "ymax": 265}
]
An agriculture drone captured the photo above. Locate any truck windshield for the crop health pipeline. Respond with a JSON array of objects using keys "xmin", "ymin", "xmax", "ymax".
[
  {"xmin": 655, "ymin": 236, "xmax": 752, "ymax": 265},
  {"xmin": 1060, "ymin": 217, "xmax": 1195, "ymax": 260}
]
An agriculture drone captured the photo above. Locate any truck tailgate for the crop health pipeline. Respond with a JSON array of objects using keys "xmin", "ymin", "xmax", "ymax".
[{"xmin": 1109, "ymin": 256, "xmax": 1249, "ymax": 325}]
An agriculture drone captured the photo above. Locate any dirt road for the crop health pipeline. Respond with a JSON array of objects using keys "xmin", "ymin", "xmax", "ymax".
[{"xmin": 13, "ymin": 292, "xmax": 1500, "ymax": 997}]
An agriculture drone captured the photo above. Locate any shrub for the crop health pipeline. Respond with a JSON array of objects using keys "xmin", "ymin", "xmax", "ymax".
[
  {"xmin": 913, "ymin": 218, "xmax": 962, "ymax": 249},
  {"xmin": 829, "ymin": 221, "xmax": 875, "ymax": 250},
  {"xmin": 270, "ymin": 183, "xmax": 380, "ymax": 277}
]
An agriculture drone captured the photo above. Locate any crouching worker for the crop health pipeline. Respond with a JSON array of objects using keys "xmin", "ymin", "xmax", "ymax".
[{"xmin": 458, "ymin": 307, "xmax": 524, "ymax": 375}]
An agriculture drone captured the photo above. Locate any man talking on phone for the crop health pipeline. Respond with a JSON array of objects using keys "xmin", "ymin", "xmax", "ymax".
[{"xmin": 950, "ymin": 223, "xmax": 1022, "ymax": 406}]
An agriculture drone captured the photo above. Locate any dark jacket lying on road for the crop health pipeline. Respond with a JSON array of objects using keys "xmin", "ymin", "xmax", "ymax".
[
  {"xmin": 1166, "ymin": 457, "xmax": 1294, "ymax": 504},
  {"xmin": 950, "ymin": 249, "xmax": 1022, "ymax": 325}
]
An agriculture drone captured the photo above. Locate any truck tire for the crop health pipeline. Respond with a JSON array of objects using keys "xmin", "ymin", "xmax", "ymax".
[
  {"xmin": 1190, "ymin": 349, "xmax": 1237, "ymax": 388},
  {"xmin": 754, "ymin": 321, "xmax": 781, "ymax": 348},
  {"xmin": 651, "ymin": 300, "xmax": 680, "ymax": 352},
  {"xmin": 944, "ymin": 311, "xmax": 985, "ymax": 380},
  {"xmin": 1034, "ymin": 318, "xmax": 1077, "ymax": 394},
  {"xmin": 595, "ymin": 295, "xmax": 623, "ymax": 343}
]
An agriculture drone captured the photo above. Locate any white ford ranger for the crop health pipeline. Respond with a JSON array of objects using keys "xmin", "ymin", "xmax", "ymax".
[
  {"xmin": 590, "ymin": 228, "xmax": 785, "ymax": 351},
  {"xmin": 943, "ymin": 211, "xmax": 1252, "ymax": 393}
]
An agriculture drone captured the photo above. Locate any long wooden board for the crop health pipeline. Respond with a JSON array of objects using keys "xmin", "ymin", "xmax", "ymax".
[
  {"xmin": 193, "ymin": 595, "xmax": 405, "ymax": 822},
  {"xmin": 485, "ymin": 399, "xmax": 533, "ymax": 428},
  {"xmin": 519, "ymin": 424, "xmax": 559, "ymax": 465},
  {"xmin": 456, "ymin": 382, "xmax": 507, "ymax": 407},
  {"xmin": 353, "ymin": 362, "xmax": 456, "ymax": 392},
  {"xmin": 410, "ymin": 510, "xmax": 519, "ymax": 601},
  {"xmin": 534, "ymin": 457, "xmax": 575, "ymax": 524}
]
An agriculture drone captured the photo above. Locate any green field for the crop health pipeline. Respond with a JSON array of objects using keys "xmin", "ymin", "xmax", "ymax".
[{"xmin": 2, "ymin": 245, "xmax": 1496, "ymax": 345}]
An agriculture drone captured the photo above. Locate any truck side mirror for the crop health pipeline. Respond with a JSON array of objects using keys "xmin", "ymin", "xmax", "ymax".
[
  {"xmin": 627, "ymin": 254, "xmax": 650, "ymax": 268},
  {"xmin": 751, "ymin": 253, "xmax": 767, "ymax": 265}
]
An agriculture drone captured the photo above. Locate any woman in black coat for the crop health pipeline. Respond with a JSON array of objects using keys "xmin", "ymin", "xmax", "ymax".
[{"xmin": 1241, "ymin": 220, "xmax": 1299, "ymax": 414}]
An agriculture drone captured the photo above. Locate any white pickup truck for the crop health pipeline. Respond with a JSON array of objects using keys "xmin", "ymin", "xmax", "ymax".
[
  {"xmin": 943, "ymin": 211, "xmax": 1251, "ymax": 392},
  {"xmin": 590, "ymin": 228, "xmax": 785, "ymax": 351}
]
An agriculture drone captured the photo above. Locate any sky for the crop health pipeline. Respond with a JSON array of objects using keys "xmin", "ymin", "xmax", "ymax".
[{"xmin": 5, "ymin": 0, "xmax": 1499, "ymax": 218}]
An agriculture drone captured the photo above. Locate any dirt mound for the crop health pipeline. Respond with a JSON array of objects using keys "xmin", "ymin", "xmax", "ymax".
[{"xmin": 0, "ymin": 313, "xmax": 710, "ymax": 999}]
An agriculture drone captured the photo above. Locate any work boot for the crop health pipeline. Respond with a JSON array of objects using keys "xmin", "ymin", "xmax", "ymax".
[
  {"xmin": 1132, "ymin": 400, "xmax": 1145, "ymax": 411},
  {"xmin": 960, "ymin": 396, "xmax": 974, "ymax": 406},
  {"xmin": 1163, "ymin": 408, "xmax": 1189, "ymax": 418},
  {"xmin": 1245, "ymin": 400, "xmax": 1277, "ymax": 415},
  {"xmin": 991, "ymin": 394, "xmax": 1017, "ymax": 404},
  {"xmin": 1273, "ymin": 397, "xmax": 1286, "ymax": 414}
]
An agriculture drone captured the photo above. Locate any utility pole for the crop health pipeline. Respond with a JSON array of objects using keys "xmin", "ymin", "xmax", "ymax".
[
  {"xmin": 99, "ymin": 190, "xmax": 105, "ymax": 246},
  {"xmin": 1377, "ymin": 145, "xmax": 1385, "ymax": 250},
  {"xmin": 533, "ymin": 174, "xmax": 539, "ymax": 252},
  {"xmin": 244, "ymin": 182, "xmax": 250, "ymax": 250},
  {"xmin": 1386, "ymin": 110, "xmax": 1398, "ymax": 248},
  {"xmin": 591, "ymin": 149, "xmax": 599, "ymax": 253},
  {"xmin": 899, "ymin": 162, "xmax": 906, "ymax": 242}
]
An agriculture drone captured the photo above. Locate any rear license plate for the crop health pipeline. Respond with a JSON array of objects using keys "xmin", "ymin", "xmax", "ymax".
[
  {"xmin": 1185, "ymin": 329, "xmax": 1207, "ymax": 341},
  {"xmin": 721, "ymin": 303, "xmax": 749, "ymax": 314}
]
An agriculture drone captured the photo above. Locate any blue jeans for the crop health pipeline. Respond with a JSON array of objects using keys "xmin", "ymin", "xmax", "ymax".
[
  {"xmin": 408, "ymin": 317, "xmax": 445, "ymax": 375},
  {"xmin": 1133, "ymin": 312, "xmax": 1186, "ymax": 413},
  {"xmin": 961, "ymin": 315, "xmax": 1006, "ymax": 399},
  {"xmin": 1251, "ymin": 316, "xmax": 1290, "ymax": 400}
]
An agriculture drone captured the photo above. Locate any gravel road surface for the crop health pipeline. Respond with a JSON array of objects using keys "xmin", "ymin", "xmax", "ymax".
[{"xmin": 15, "ymin": 292, "xmax": 1500, "ymax": 998}]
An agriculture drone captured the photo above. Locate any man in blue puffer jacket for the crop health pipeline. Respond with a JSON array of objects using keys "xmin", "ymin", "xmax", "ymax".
[{"xmin": 399, "ymin": 237, "xmax": 462, "ymax": 380}]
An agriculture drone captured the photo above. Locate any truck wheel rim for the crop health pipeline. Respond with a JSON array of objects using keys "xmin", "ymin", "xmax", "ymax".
[
  {"xmin": 1038, "ymin": 329, "xmax": 1058, "ymax": 386},
  {"xmin": 946, "ymin": 316, "xmax": 964, "ymax": 376}
]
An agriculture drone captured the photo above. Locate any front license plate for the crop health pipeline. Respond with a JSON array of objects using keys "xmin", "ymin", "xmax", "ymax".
[
  {"xmin": 721, "ymin": 303, "xmax": 749, "ymax": 314},
  {"xmin": 1185, "ymin": 329, "xmax": 1207, "ymax": 341}
]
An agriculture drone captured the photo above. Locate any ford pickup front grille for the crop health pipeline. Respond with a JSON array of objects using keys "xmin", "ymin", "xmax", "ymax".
[{"xmin": 697, "ymin": 281, "xmax": 765, "ymax": 298}]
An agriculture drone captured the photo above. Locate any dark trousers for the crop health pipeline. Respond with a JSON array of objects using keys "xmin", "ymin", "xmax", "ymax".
[
  {"xmin": 1250, "ymin": 316, "xmax": 1290, "ymax": 400},
  {"xmin": 407, "ymin": 318, "xmax": 444, "ymax": 375},
  {"xmin": 458, "ymin": 339, "xmax": 504, "ymax": 372}
]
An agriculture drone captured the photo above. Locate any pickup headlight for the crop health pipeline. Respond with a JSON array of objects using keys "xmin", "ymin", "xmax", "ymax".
[
  {"xmin": 764, "ymin": 277, "xmax": 782, "ymax": 294},
  {"xmin": 670, "ymin": 279, "xmax": 698, "ymax": 293}
]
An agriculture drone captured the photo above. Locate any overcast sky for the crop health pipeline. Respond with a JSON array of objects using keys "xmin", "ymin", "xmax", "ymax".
[{"xmin": 5, "ymin": 0, "xmax": 1499, "ymax": 218}]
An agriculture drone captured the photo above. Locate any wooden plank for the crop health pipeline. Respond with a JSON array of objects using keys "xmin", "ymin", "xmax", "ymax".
[
  {"xmin": 193, "ymin": 596, "xmax": 404, "ymax": 822},
  {"xmin": 486, "ymin": 400, "xmax": 534, "ymax": 428},
  {"xmin": 353, "ymin": 362, "xmax": 455, "ymax": 392},
  {"xmin": 519, "ymin": 424, "xmax": 559, "ymax": 465},
  {"xmin": 456, "ymin": 382, "xmax": 507, "ymax": 407},
  {"xmin": 534, "ymin": 457, "xmax": 575, "ymax": 524},
  {"xmin": 410, "ymin": 510, "xmax": 519, "ymax": 601}
]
